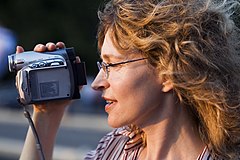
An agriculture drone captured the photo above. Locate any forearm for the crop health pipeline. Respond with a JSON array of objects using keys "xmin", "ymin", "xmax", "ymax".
[{"xmin": 20, "ymin": 105, "xmax": 66, "ymax": 160}]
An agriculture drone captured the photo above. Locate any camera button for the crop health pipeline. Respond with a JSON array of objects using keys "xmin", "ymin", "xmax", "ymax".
[
  {"xmin": 50, "ymin": 62, "xmax": 60, "ymax": 66},
  {"xmin": 39, "ymin": 62, "xmax": 46, "ymax": 67},
  {"xmin": 29, "ymin": 63, "xmax": 38, "ymax": 68}
]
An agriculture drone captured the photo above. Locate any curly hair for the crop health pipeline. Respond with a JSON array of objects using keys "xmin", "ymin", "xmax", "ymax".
[{"xmin": 97, "ymin": 0, "xmax": 240, "ymax": 159}]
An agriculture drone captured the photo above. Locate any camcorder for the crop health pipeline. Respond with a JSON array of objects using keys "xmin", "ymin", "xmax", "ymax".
[{"xmin": 8, "ymin": 48, "xmax": 87, "ymax": 105}]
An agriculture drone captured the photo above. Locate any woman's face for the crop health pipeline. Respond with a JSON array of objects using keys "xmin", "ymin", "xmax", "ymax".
[{"xmin": 91, "ymin": 31, "xmax": 170, "ymax": 128}]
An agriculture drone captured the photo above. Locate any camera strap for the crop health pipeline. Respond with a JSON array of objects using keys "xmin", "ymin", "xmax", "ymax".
[
  {"xmin": 17, "ymin": 98, "xmax": 46, "ymax": 160},
  {"xmin": 75, "ymin": 62, "xmax": 87, "ymax": 85},
  {"xmin": 72, "ymin": 62, "xmax": 87, "ymax": 99}
]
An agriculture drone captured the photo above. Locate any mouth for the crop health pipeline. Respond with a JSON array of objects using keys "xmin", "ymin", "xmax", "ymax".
[
  {"xmin": 106, "ymin": 100, "xmax": 114, "ymax": 105},
  {"xmin": 103, "ymin": 97, "xmax": 116, "ymax": 113}
]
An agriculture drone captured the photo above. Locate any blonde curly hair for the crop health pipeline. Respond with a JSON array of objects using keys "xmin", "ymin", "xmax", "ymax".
[{"xmin": 97, "ymin": 0, "xmax": 240, "ymax": 159}]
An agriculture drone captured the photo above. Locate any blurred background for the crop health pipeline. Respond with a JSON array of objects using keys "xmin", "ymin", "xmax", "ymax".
[
  {"xmin": 0, "ymin": 0, "xmax": 112, "ymax": 159},
  {"xmin": 0, "ymin": 0, "xmax": 239, "ymax": 159}
]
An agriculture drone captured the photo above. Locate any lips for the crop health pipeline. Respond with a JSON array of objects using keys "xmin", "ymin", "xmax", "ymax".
[{"xmin": 102, "ymin": 96, "xmax": 117, "ymax": 113}]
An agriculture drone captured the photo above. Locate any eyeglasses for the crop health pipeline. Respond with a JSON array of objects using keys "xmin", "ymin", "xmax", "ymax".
[{"xmin": 97, "ymin": 57, "xmax": 147, "ymax": 79}]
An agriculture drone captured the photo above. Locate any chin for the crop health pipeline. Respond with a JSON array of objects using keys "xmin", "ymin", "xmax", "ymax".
[{"xmin": 107, "ymin": 117, "xmax": 128, "ymax": 128}]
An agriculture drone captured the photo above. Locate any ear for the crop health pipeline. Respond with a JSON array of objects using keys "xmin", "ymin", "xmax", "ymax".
[{"xmin": 162, "ymin": 80, "xmax": 173, "ymax": 92}]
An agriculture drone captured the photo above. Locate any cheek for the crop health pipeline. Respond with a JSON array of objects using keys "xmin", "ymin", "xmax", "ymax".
[
  {"xmin": 106, "ymin": 67, "xmax": 164, "ymax": 127},
  {"xmin": 111, "ymin": 67, "xmax": 162, "ymax": 109}
]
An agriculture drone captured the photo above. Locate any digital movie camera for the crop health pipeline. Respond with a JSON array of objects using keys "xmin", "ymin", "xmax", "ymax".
[{"xmin": 8, "ymin": 48, "xmax": 87, "ymax": 105}]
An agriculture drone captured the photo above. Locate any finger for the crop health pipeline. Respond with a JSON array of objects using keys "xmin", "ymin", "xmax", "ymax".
[
  {"xmin": 75, "ymin": 56, "xmax": 83, "ymax": 91},
  {"xmin": 16, "ymin": 46, "xmax": 24, "ymax": 54},
  {"xmin": 46, "ymin": 42, "xmax": 56, "ymax": 51},
  {"xmin": 75, "ymin": 56, "xmax": 81, "ymax": 63},
  {"xmin": 56, "ymin": 42, "xmax": 65, "ymax": 49},
  {"xmin": 79, "ymin": 86, "xmax": 83, "ymax": 90},
  {"xmin": 34, "ymin": 44, "xmax": 47, "ymax": 52}
]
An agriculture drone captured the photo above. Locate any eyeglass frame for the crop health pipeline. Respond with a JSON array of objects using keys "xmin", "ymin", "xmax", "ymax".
[{"xmin": 97, "ymin": 57, "xmax": 148, "ymax": 79}]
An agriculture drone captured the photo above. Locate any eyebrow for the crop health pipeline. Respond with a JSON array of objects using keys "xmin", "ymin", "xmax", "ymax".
[{"xmin": 101, "ymin": 53, "xmax": 124, "ymax": 62}]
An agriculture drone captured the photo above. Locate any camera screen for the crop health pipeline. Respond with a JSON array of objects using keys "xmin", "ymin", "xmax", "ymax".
[{"xmin": 29, "ymin": 67, "xmax": 71, "ymax": 101}]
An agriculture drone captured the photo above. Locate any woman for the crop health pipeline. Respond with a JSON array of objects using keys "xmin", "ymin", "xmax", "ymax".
[{"xmin": 19, "ymin": 0, "xmax": 240, "ymax": 159}]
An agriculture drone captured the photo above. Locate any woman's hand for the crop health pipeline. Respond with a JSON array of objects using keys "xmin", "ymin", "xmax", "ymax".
[
  {"xmin": 16, "ymin": 42, "xmax": 65, "ymax": 53},
  {"xmin": 18, "ymin": 42, "xmax": 72, "ymax": 160}
]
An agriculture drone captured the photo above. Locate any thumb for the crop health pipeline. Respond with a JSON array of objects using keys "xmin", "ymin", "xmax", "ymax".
[{"xmin": 16, "ymin": 46, "xmax": 24, "ymax": 54}]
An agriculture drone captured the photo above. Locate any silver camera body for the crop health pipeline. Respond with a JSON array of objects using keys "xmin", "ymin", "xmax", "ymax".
[{"xmin": 8, "ymin": 48, "xmax": 87, "ymax": 105}]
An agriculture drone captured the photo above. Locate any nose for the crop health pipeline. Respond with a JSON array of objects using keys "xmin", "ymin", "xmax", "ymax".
[{"xmin": 91, "ymin": 70, "xmax": 109, "ymax": 91}]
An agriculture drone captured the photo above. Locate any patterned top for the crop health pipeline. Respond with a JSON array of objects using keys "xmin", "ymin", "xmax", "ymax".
[{"xmin": 84, "ymin": 126, "xmax": 212, "ymax": 160}]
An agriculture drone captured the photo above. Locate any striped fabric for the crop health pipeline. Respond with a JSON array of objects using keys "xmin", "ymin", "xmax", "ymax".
[
  {"xmin": 84, "ymin": 126, "xmax": 212, "ymax": 160},
  {"xmin": 197, "ymin": 147, "xmax": 213, "ymax": 160}
]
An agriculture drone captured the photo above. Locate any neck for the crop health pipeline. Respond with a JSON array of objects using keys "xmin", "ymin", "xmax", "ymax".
[{"xmin": 140, "ymin": 94, "xmax": 205, "ymax": 160}]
